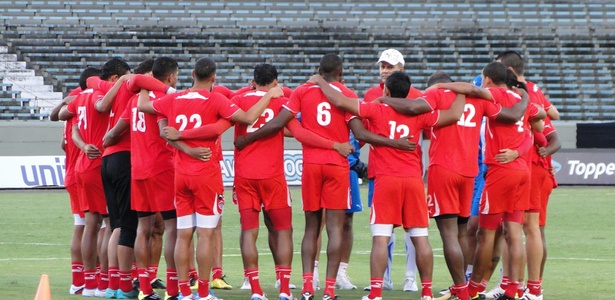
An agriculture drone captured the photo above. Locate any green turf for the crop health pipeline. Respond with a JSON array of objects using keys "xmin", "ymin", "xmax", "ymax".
[{"xmin": 0, "ymin": 187, "xmax": 614, "ymax": 299}]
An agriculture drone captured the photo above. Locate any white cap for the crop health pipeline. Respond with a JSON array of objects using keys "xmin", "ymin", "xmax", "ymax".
[{"xmin": 377, "ymin": 49, "xmax": 405, "ymax": 66}]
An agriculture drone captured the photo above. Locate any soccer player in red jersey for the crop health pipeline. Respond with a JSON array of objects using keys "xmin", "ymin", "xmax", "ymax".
[
  {"xmin": 59, "ymin": 63, "xmax": 124, "ymax": 297},
  {"xmin": 137, "ymin": 57, "xmax": 279, "ymax": 300},
  {"xmin": 104, "ymin": 57, "xmax": 180, "ymax": 300},
  {"xmin": 234, "ymin": 54, "xmax": 414, "ymax": 300},
  {"xmin": 51, "ymin": 72, "xmax": 99, "ymax": 295},
  {"xmin": 311, "ymin": 71, "xmax": 465, "ymax": 300}
]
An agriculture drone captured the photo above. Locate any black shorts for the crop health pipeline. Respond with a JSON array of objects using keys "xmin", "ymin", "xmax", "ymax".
[{"xmin": 102, "ymin": 151, "xmax": 137, "ymax": 231}]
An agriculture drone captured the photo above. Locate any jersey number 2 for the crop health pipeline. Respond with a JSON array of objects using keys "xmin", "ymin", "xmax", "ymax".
[{"xmin": 176, "ymin": 114, "xmax": 202, "ymax": 131}]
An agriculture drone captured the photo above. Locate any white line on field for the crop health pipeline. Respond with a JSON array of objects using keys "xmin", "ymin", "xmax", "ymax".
[{"xmin": 0, "ymin": 242, "xmax": 66, "ymax": 246}]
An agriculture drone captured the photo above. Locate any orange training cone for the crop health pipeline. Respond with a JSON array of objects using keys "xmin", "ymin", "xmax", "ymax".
[{"xmin": 34, "ymin": 274, "xmax": 51, "ymax": 300}]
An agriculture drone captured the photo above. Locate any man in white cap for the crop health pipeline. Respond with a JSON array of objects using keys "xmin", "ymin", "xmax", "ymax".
[{"xmin": 362, "ymin": 49, "xmax": 421, "ymax": 293}]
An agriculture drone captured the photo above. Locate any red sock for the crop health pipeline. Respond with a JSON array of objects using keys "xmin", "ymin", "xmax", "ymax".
[
  {"xmin": 499, "ymin": 275, "xmax": 510, "ymax": 289},
  {"xmin": 368, "ymin": 277, "xmax": 383, "ymax": 299},
  {"xmin": 278, "ymin": 266, "xmax": 292, "ymax": 295},
  {"xmin": 324, "ymin": 277, "xmax": 336, "ymax": 298},
  {"xmin": 131, "ymin": 263, "xmax": 138, "ymax": 280},
  {"xmin": 468, "ymin": 280, "xmax": 481, "ymax": 298},
  {"xmin": 138, "ymin": 268, "xmax": 153, "ymax": 294},
  {"xmin": 71, "ymin": 262, "xmax": 85, "ymax": 287},
  {"xmin": 189, "ymin": 268, "xmax": 198, "ymax": 282},
  {"xmin": 302, "ymin": 273, "xmax": 314, "ymax": 295},
  {"xmin": 179, "ymin": 279, "xmax": 192, "ymax": 297},
  {"xmin": 245, "ymin": 268, "xmax": 263, "ymax": 296},
  {"xmin": 119, "ymin": 271, "xmax": 133, "ymax": 293},
  {"xmin": 95, "ymin": 263, "xmax": 101, "ymax": 283},
  {"xmin": 197, "ymin": 279, "xmax": 209, "ymax": 298},
  {"xmin": 421, "ymin": 280, "xmax": 433, "ymax": 297},
  {"xmin": 527, "ymin": 280, "xmax": 540, "ymax": 296},
  {"xmin": 84, "ymin": 269, "xmax": 97, "ymax": 290},
  {"xmin": 479, "ymin": 279, "xmax": 488, "ymax": 293},
  {"xmin": 98, "ymin": 269, "xmax": 109, "ymax": 291},
  {"xmin": 211, "ymin": 267, "xmax": 223, "ymax": 280},
  {"xmin": 166, "ymin": 269, "xmax": 179, "ymax": 297},
  {"xmin": 148, "ymin": 264, "xmax": 159, "ymax": 282},
  {"xmin": 109, "ymin": 266, "xmax": 120, "ymax": 290},
  {"xmin": 451, "ymin": 283, "xmax": 470, "ymax": 300},
  {"xmin": 505, "ymin": 281, "xmax": 519, "ymax": 298}
]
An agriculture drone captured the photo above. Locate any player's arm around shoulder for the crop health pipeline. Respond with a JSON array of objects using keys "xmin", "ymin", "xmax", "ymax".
[
  {"xmin": 231, "ymin": 86, "xmax": 283, "ymax": 125},
  {"xmin": 307, "ymin": 75, "xmax": 359, "ymax": 115},
  {"xmin": 496, "ymin": 86, "xmax": 529, "ymax": 123},
  {"xmin": 436, "ymin": 93, "xmax": 466, "ymax": 127}
]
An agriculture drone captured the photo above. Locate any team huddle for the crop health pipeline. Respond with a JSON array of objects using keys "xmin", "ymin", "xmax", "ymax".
[{"xmin": 51, "ymin": 48, "xmax": 561, "ymax": 300}]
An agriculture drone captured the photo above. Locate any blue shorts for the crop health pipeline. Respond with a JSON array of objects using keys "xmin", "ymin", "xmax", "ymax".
[
  {"xmin": 470, "ymin": 164, "xmax": 488, "ymax": 216},
  {"xmin": 346, "ymin": 170, "xmax": 363, "ymax": 213},
  {"xmin": 367, "ymin": 178, "xmax": 374, "ymax": 207}
]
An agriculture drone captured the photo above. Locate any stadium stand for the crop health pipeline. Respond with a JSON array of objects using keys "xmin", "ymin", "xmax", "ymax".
[{"xmin": 0, "ymin": 1, "xmax": 613, "ymax": 120}]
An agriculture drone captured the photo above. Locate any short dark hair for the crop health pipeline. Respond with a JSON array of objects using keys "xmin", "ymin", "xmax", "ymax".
[
  {"xmin": 194, "ymin": 58, "xmax": 216, "ymax": 81},
  {"xmin": 100, "ymin": 57, "xmax": 131, "ymax": 80},
  {"xmin": 152, "ymin": 57, "xmax": 179, "ymax": 81},
  {"xmin": 253, "ymin": 64, "xmax": 278, "ymax": 86},
  {"xmin": 385, "ymin": 71, "xmax": 411, "ymax": 98},
  {"xmin": 496, "ymin": 50, "xmax": 524, "ymax": 76},
  {"xmin": 319, "ymin": 53, "xmax": 343, "ymax": 75},
  {"xmin": 482, "ymin": 62, "xmax": 508, "ymax": 86},
  {"xmin": 427, "ymin": 71, "xmax": 453, "ymax": 87},
  {"xmin": 79, "ymin": 67, "xmax": 102, "ymax": 90},
  {"xmin": 134, "ymin": 58, "xmax": 155, "ymax": 75},
  {"xmin": 505, "ymin": 69, "xmax": 528, "ymax": 92}
]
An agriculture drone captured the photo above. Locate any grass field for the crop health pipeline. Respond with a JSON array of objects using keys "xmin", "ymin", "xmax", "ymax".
[{"xmin": 0, "ymin": 186, "xmax": 614, "ymax": 299}]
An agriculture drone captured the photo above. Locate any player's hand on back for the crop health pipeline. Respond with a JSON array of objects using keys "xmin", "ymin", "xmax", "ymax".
[
  {"xmin": 307, "ymin": 75, "xmax": 325, "ymax": 85},
  {"xmin": 234, "ymin": 135, "xmax": 248, "ymax": 151},
  {"xmin": 538, "ymin": 146, "xmax": 548, "ymax": 157},
  {"xmin": 266, "ymin": 86, "xmax": 284, "ymax": 98},
  {"xmin": 162, "ymin": 126, "xmax": 181, "ymax": 141},
  {"xmin": 185, "ymin": 146, "xmax": 212, "ymax": 162},
  {"xmin": 393, "ymin": 136, "xmax": 416, "ymax": 151},
  {"xmin": 83, "ymin": 144, "xmax": 102, "ymax": 159},
  {"xmin": 494, "ymin": 148, "xmax": 519, "ymax": 164},
  {"xmin": 332, "ymin": 142, "xmax": 354, "ymax": 158}
]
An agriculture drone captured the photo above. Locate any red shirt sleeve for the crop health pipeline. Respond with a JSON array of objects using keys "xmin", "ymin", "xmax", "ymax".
[
  {"xmin": 407, "ymin": 86, "xmax": 423, "ymax": 98},
  {"xmin": 216, "ymin": 95, "xmax": 241, "ymax": 120},
  {"xmin": 286, "ymin": 118, "xmax": 334, "ymax": 149},
  {"xmin": 152, "ymin": 93, "xmax": 175, "ymax": 117},
  {"xmin": 87, "ymin": 76, "xmax": 114, "ymax": 93},
  {"xmin": 126, "ymin": 75, "xmax": 169, "ymax": 94},
  {"xmin": 419, "ymin": 89, "xmax": 439, "ymax": 111},
  {"xmin": 212, "ymin": 85, "xmax": 233, "ymax": 99},
  {"xmin": 66, "ymin": 97, "xmax": 78, "ymax": 115},
  {"xmin": 283, "ymin": 86, "xmax": 302, "ymax": 115},
  {"xmin": 68, "ymin": 87, "xmax": 82, "ymax": 96},
  {"xmin": 482, "ymin": 100, "xmax": 503, "ymax": 119},
  {"xmin": 527, "ymin": 103, "xmax": 540, "ymax": 118},
  {"xmin": 515, "ymin": 132, "xmax": 533, "ymax": 156}
]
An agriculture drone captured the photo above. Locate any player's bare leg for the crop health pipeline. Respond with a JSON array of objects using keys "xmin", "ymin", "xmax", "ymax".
[
  {"xmin": 323, "ymin": 209, "xmax": 346, "ymax": 298},
  {"xmin": 107, "ymin": 228, "xmax": 120, "ymax": 294},
  {"xmin": 134, "ymin": 214, "xmax": 155, "ymax": 296},
  {"xmin": 81, "ymin": 212, "xmax": 103, "ymax": 294},
  {"xmin": 501, "ymin": 220, "xmax": 524, "ymax": 299},
  {"xmin": 468, "ymin": 225, "xmax": 497, "ymax": 298},
  {"xmin": 365, "ymin": 228, "xmax": 391, "ymax": 300},
  {"xmin": 336, "ymin": 212, "xmax": 356, "ymax": 290},
  {"xmin": 69, "ymin": 220, "xmax": 85, "ymax": 294},
  {"xmin": 175, "ymin": 226, "xmax": 195, "ymax": 297},
  {"xmin": 195, "ymin": 226, "xmax": 216, "ymax": 298},
  {"xmin": 211, "ymin": 218, "xmax": 232, "ymax": 289},
  {"xmin": 163, "ymin": 215, "xmax": 178, "ymax": 297},
  {"xmin": 410, "ymin": 231, "xmax": 434, "ymax": 299},
  {"xmin": 148, "ymin": 213, "xmax": 164, "ymax": 283},
  {"xmin": 301, "ymin": 210, "xmax": 323, "ymax": 296},
  {"xmin": 539, "ymin": 226, "xmax": 547, "ymax": 279},
  {"xmin": 435, "ymin": 216, "xmax": 468, "ymax": 299},
  {"xmin": 523, "ymin": 212, "xmax": 543, "ymax": 297},
  {"xmin": 465, "ymin": 216, "xmax": 479, "ymax": 279},
  {"xmin": 240, "ymin": 208, "xmax": 265, "ymax": 298}
]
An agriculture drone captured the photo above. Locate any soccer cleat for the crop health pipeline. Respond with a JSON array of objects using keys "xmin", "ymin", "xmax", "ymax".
[
  {"xmin": 434, "ymin": 292, "xmax": 452, "ymax": 300},
  {"xmin": 210, "ymin": 276, "xmax": 232, "ymax": 290},
  {"xmin": 300, "ymin": 292, "xmax": 314, "ymax": 300},
  {"xmin": 106, "ymin": 288, "xmax": 118, "ymax": 299},
  {"xmin": 421, "ymin": 297, "xmax": 433, "ymax": 300},
  {"xmin": 279, "ymin": 292, "xmax": 297, "ymax": 300},
  {"xmin": 495, "ymin": 295, "xmax": 516, "ymax": 300},
  {"xmin": 520, "ymin": 292, "xmax": 542, "ymax": 300},
  {"xmin": 133, "ymin": 278, "xmax": 140, "ymax": 290},
  {"xmin": 189, "ymin": 275, "xmax": 198, "ymax": 288},
  {"xmin": 95, "ymin": 288, "xmax": 108, "ymax": 298},
  {"xmin": 251, "ymin": 293, "xmax": 269, "ymax": 300},
  {"xmin": 177, "ymin": 294, "xmax": 196, "ymax": 300},
  {"xmin": 402, "ymin": 277, "xmax": 418, "ymax": 292},
  {"xmin": 484, "ymin": 286, "xmax": 505, "ymax": 299},
  {"xmin": 363, "ymin": 281, "xmax": 392, "ymax": 291},
  {"xmin": 151, "ymin": 278, "xmax": 167, "ymax": 289},
  {"xmin": 70, "ymin": 284, "xmax": 85, "ymax": 295},
  {"xmin": 240, "ymin": 277, "xmax": 251, "ymax": 290},
  {"xmin": 471, "ymin": 294, "xmax": 487, "ymax": 300},
  {"xmin": 334, "ymin": 273, "xmax": 356, "ymax": 290},
  {"xmin": 439, "ymin": 287, "xmax": 451, "ymax": 296},
  {"xmin": 322, "ymin": 295, "xmax": 339, "ymax": 300},
  {"xmin": 164, "ymin": 292, "xmax": 179, "ymax": 300},
  {"xmin": 117, "ymin": 289, "xmax": 139, "ymax": 299},
  {"xmin": 139, "ymin": 291, "xmax": 164, "ymax": 300},
  {"xmin": 361, "ymin": 296, "xmax": 382, "ymax": 300},
  {"xmin": 82, "ymin": 288, "xmax": 96, "ymax": 297},
  {"xmin": 275, "ymin": 279, "xmax": 297, "ymax": 289}
]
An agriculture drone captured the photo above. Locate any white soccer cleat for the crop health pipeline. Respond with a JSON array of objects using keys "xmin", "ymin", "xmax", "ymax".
[
  {"xmin": 402, "ymin": 277, "xmax": 418, "ymax": 292},
  {"xmin": 278, "ymin": 292, "xmax": 297, "ymax": 300},
  {"xmin": 241, "ymin": 277, "xmax": 251, "ymax": 290},
  {"xmin": 484, "ymin": 285, "xmax": 505, "ymax": 299},
  {"xmin": 69, "ymin": 284, "xmax": 85, "ymax": 295},
  {"xmin": 361, "ymin": 296, "xmax": 382, "ymax": 300},
  {"xmin": 334, "ymin": 273, "xmax": 357, "ymax": 290},
  {"xmin": 421, "ymin": 296, "xmax": 433, "ymax": 300},
  {"xmin": 251, "ymin": 293, "xmax": 269, "ymax": 300},
  {"xmin": 520, "ymin": 292, "xmax": 543, "ymax": 300},
  {"xmin": 81, "ymin": 288, "xmax": 96, "ymax": 297},
  {"xmin": 274, "ymin": 279, "xmax": 297, "ymax": 289},
  {"xmin": 93, "ymin": 288, "xmax": 107, "ymax": 298}
]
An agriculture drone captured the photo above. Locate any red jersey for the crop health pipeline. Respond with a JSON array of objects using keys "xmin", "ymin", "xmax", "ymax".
[
  {"xmin": 233, "ymin": 85, "xmax": 293, "ymax": 99},
  {"xmin": 212, "ymin": 85, "xmax": 234, "ymax": 99},
  {"xmin": 66, "ymin": 89, "xmax": 109, "ymax": 173},
  {"xmin": 484, "ymin": 87, "xmax": 535, "ymax": 170},
  {"xmin": 102, "ymin": 82, "xmax": 133, "ymax": 156},
  {"xmin": 526, "ymin": 81, "xmax": 552, "ymax": 111},
  {"xmin": 426, "ymin": 89, "xmax": 502, "ymax": 177},
  {"xmin": 152, "ymin": 89, "xmax": 239, "ymax": 176},
  {"xmin": 363, "ymin": 82, "xmax": 422, "ymax": 102},
  {"xmin": 68, "ymin": 87, "xmax": 82, "ymax": 96},
  {"xmin": 232, "ymin": 90, "xmax": 288, "ymax": 179},
  {"xmin": 532, "ymin": 117, "xmax": 556, "ymax": 169},
  {"xmin": 121, "ymin": 91, "xmax": 174, "ymax": 180},
  {"xmin": 63, "ymin": 117, "xmax": 79, "ymax": 187},
  {"xmin": 283, "ymin": 81, "xmax": 356, "ymax": 166},
  {"xmin": 359, "ymin": 101, "xmax": 438, "ymax": 178}
]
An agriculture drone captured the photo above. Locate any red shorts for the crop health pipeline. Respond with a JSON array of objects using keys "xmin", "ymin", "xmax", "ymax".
[
  {"xmin": 480, "ymin": 166, "xmax": 530, "ymax": 215},
  {"xmin": 370, "ymin": 175, "xmax": 428, "ymax": 229},
  {"xmin": 427, "ymin": 165, "xmax": 474, "ymax": 218},
  {"xmin": 301, "ymin": 163, "xmax": 350, "ymax": 212},
  {"xmin": 531, "ymin": 164, "xmax": 554, "ymax": 226},
  {"xmin": 132, "ymin": 169, "xmax": 175, "ymax": 213},
  {"xmin": 175, "ymin": 171, "xmax": 224, "ymax": 218},
  {"xmin": 235, "ymin": 174, "xmax": 291, "ymax": 212},
  {"xmin": 66, "ymin": 183, "xmax": 85, "ymax": 218},
  {"xmin": 76, "ymin": 167, "xmax": 107, "ymax": 215}
]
